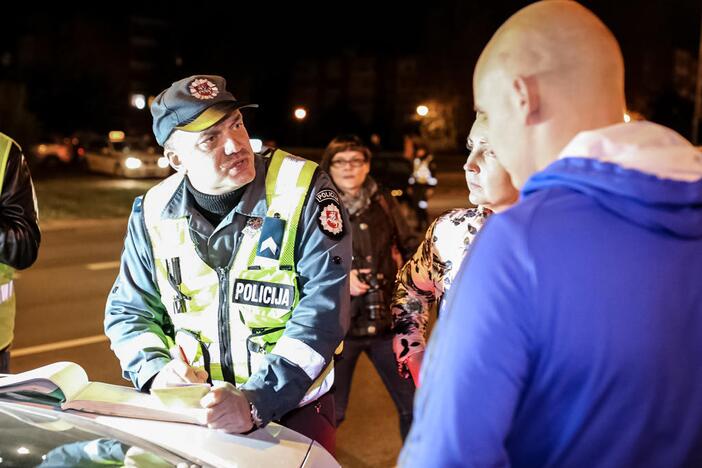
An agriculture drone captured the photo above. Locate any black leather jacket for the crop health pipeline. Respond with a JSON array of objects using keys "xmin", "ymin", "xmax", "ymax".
[
  {"xmin": 0, "ymin": 144, "xmax": 40, "ymax": 270},
  {"xmin": 349, "ymin": 184, "xmax": 418, "ymax": 336}
]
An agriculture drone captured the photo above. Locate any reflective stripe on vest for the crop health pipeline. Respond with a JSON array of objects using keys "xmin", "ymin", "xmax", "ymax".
[
  {"xmin": 0, "ymin": 133, "xmax": 17, "ymax": 349},
  {"xmin": 143, "ymin": 150, "xmax": 335, "ymax": 405},
  {"xmin": 0, "ymin": 282, "xmax": 14, "ymax": 302}
]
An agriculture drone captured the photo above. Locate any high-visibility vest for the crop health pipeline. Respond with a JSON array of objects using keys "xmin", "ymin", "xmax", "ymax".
[
  {"xmin": 0, "ymin": 133, "xmax": 17, "ymax": 350},
  {"xmin": 143, "ymin": 150, "xmax": 333, "ymax": 405},
  {"xmin": 412, "ymin": 154, "xmax": 436, "ymax": 185}
]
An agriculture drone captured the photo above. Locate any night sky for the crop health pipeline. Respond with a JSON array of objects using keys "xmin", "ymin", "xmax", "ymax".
[{"xmin": 2, "ymin": 1, "xmax": 701, "ymax": 148}]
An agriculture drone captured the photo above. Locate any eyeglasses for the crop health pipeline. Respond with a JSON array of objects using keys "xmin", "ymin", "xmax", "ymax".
[{"xmin": 330, "ymin": 158, "xmax": 367, "ymax": 169}]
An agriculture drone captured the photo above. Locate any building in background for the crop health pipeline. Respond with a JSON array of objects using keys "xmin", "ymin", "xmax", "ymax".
[{"xmin": 1, "ymin": 1, "xmax": 701, "ymax": 150}]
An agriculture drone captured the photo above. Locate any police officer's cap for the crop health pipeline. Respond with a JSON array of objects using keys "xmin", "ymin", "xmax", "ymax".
[{"xmin": 151, "ymin": 75, "xmax": 258, "ymax": 146}]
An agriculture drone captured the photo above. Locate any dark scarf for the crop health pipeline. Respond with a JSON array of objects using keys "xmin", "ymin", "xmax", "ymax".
[{"xmin": 339, "ymin": 177, "xmax": 378, "ymax": 216}]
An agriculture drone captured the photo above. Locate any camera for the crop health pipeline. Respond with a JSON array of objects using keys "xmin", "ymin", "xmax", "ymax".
[
  {"xmin": 351, "ymin": 271, "xmax": 391, "ymax": 337},
  {"xmin": 357, "ymin": 271, "xmax": 386, "ymax": 321}
]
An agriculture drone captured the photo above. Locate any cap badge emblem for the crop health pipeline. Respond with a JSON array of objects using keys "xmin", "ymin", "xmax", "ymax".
[{"xmin": 188, "ymin": 78, "xmax": 219, "ymax": 100}]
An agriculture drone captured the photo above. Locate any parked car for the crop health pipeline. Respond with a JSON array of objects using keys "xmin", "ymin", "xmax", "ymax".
[
  {"xmin": 28, "ymin": 136, "xmax": 86, "ymax": 169},
  {"xmin": 370, "ymin": 151, "xmax": 412, "ymax": 197},
  {"xmin": 0, "ymin": 394, "xmax": 339, "ymax": 467},
  {"xmin": 85, "ymin": 132, "xmax": 171, "ymax": 179}
]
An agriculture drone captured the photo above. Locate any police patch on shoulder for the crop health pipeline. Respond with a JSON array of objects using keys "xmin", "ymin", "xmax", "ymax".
[
  {"xmin": 315, "ymin": 188, "xmax": 340, "ymax": 204},
  {"xmin": 318, "ymin": 200, "xmax": 344, "ymax": 239}
]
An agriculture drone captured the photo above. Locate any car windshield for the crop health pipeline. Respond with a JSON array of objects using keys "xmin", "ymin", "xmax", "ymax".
[
  {"xmin": 0, "ymin": 400, "xmax": 192, "ymax": 467},
  {"xmin": 111, "ymin": 139, "xmax": 155, "ymax": 153}
]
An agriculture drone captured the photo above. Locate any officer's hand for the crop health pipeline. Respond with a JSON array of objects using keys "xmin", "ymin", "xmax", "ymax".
[
  {"xmin": 200, "ymin": 382, "xmax": 254, "ymax": 433},
  {"xmin": 151, "ymin": 348, "xmax": 209, "ymax": 389},
  {"xmin": 407, "ymin": 351, "xmax": 424, "ymax": 387},
  {"xmin": 350, "ymin": 269, "xmax": 371, "ymax": 296}
]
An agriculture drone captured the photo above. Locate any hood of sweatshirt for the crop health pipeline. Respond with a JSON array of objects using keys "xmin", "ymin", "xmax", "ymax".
[{"xmin": 522, "ymin": 121, "xmax": 702, "ymax": 238}]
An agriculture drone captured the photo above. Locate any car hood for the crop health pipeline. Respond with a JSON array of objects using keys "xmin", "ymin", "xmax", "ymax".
[{"xmin": 92, "ymin": 415, "xmax": 339, "ymax": 468}]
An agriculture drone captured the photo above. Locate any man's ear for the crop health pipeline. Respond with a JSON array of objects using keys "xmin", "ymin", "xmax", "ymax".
[
  {"xmin": 164, "ymin": 148, "xmax": 184, "ymax": 172},
  {"xmin": 511, "ymin": 75, "xmax": 540, "ymax": 125}
]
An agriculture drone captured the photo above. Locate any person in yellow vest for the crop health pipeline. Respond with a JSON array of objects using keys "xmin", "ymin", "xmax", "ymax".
[
  {"xmin": 104, "ymin": 75, "xmax": 351, "ymax": 453},
  {"xmin": 0, "ymin": 132, "xmax": 40, "ymax": 373}
]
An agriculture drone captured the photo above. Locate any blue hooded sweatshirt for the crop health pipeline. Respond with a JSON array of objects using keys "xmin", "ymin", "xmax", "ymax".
[{"xmin": 400, "ymin": 123, "xmax": 702, "ymax": 468}]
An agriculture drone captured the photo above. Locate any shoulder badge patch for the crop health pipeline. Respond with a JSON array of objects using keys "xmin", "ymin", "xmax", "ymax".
[
  {"xmin": 256, "ymin": 216, "xmax": 286, "ymax": 259},
  {"xmin": 318, "ymin": 200, "xmax": 344, "ymax": 239},
  {"xmin": 189, "ymin": 78, "xmax": 219, "ymax": 100}
]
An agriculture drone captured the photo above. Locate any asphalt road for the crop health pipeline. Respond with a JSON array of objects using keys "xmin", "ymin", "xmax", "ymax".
[{"xmin": 9, "ymin": 172, "xmax": 469, "ymax": 467}]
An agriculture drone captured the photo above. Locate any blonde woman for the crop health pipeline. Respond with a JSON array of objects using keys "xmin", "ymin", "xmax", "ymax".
[{"xmin": 392, "ymin": 119, "xmax": 518, "ymax": 385}]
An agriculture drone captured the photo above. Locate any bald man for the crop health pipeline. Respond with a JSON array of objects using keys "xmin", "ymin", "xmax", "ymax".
[{"xmin": 400, "ymin": 2, "xmax": 702, "ymax": 467}]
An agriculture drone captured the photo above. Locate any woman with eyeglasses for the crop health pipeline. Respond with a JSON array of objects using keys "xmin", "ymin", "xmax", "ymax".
[
  {"xmin": 391, "ymin": 118, "xmax": 519, "ymax": 386},
  {"xmin": 321, "ymin": 135, "xmax": 419, "ymax": 440}
]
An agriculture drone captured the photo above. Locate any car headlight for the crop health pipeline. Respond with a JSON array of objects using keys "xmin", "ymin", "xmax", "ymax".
[
  {"xmin": 125, "ymin": 157, "xmax": 142, "ymax": 170},
  {"xmin": 157, "ymin": 156, "xmax": 170, "ymax": 169}
]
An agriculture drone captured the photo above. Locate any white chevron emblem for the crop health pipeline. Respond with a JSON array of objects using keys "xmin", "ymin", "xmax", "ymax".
[{"xmin": 261, "ymin": 236, "xmax": 278, "ymax": 255}]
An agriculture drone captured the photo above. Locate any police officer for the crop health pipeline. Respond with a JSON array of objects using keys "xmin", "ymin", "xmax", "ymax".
[
  {"xmin": 104, "ymin": 75, "xmax": 350, "ymax": 453},
  {"xmin": 0, "ymin": 132, "xmax": 40, "ymax": 373},
  {"xmin": 407, "ymin": 143, "xmax": 437, "ymax": 231}
]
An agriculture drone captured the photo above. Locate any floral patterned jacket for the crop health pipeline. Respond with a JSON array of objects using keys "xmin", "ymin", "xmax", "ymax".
[{"xmin": 391, "ymin": 207, "xmax": 491, "ymax": 377}]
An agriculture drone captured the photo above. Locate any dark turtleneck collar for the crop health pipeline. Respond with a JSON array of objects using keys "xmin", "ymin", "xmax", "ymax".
[{"xmin": 185, "ymin": 176, "xmax": 245, "ymax": 227}]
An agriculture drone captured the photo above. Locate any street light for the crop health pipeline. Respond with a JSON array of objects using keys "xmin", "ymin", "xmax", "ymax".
[
  {"xmin": 131, "ymin": 94, "xmax": 146, "ymax": 110},
  {"xmin": 294, "ymin": 107, "xmax": 307, "ymax": 120},
  {"xmin": 416, "ymin": 105, "xmax": 429, "ymax": 117}
]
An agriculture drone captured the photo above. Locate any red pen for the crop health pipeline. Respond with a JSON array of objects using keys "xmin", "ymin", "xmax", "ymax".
[{"xmin": 177, "ymin": 345, "xmax": 190, "ymax": 365}]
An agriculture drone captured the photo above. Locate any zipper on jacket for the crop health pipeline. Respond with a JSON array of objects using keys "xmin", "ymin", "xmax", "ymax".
[
  {"xmin": 216, "ymin": 229, "xmax": 245, "ymax": 384},
  {"xmin": 216, "ymin": 266, "xmax": 235, "ymax": 384}
]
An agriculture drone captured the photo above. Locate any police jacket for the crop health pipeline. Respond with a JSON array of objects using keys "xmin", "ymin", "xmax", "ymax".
[
  {"xmin": 0, "ymin": 136, "xmax": 40, "ymax": 351},
  {"xmin": 104, "ymin": 151, "xmax": 351, "ymax": 425},
  {"xmin": 0, "ymin": 142, "xmax": 40, "ymax": 270}
]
